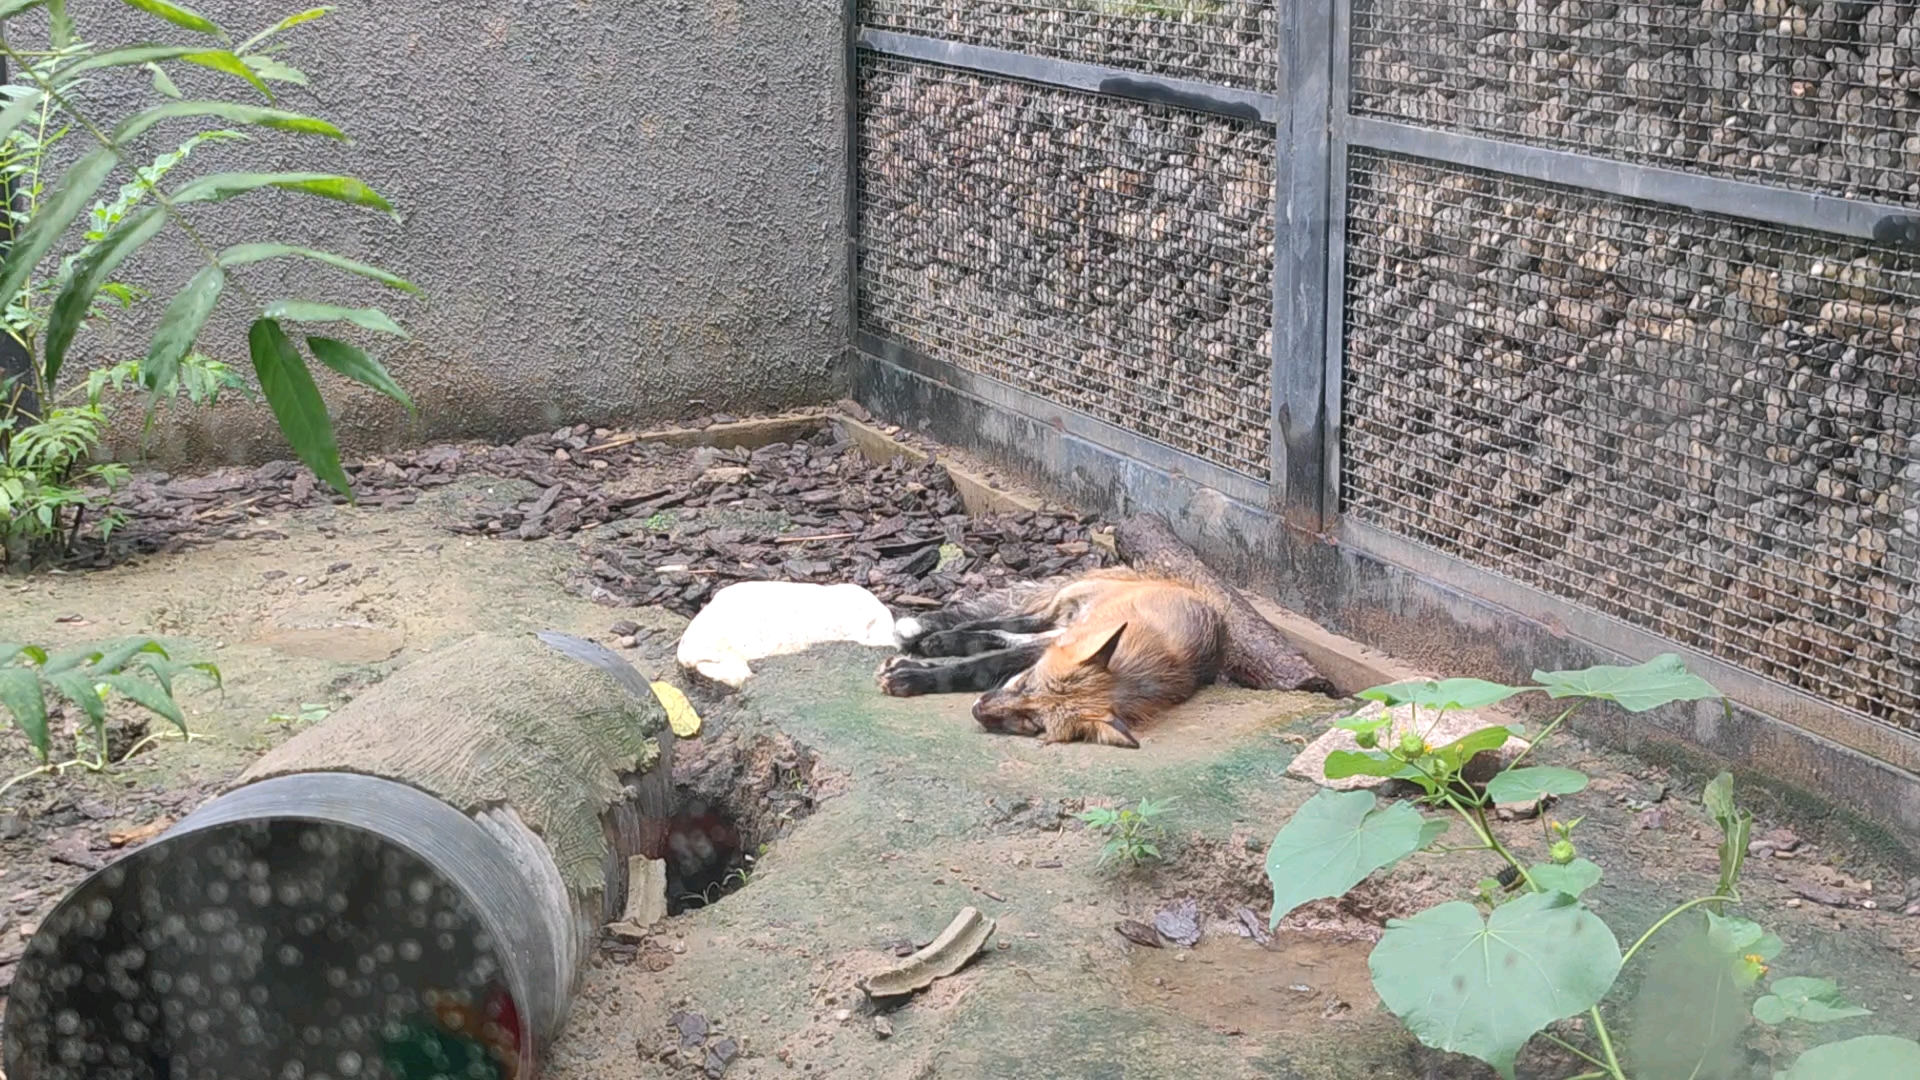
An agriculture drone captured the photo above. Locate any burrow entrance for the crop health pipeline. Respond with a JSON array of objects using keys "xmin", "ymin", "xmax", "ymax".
[{"xmin": 658, "ymin": 729, "xmax": 827, "ymax": 915}]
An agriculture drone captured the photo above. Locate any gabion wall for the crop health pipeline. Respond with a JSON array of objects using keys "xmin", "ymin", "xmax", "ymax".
[
  {"xmin": 861, "ymin": 1, "xmax": 1278, "ymax": 90},
  {"xmin": 1341, "ymin": 149, "xmax": 1920, "ymax": 730},
  {"xmin": 856, "ymin": 55, "xmax": 1277, "ymax": 479},
  {"xmin": 853, "ymin": 1, "xmax": 1920, "ymax": 745},
  {"xmin": 1352, "ymin": 0, "xmax": 1920, "ymax": 205}
]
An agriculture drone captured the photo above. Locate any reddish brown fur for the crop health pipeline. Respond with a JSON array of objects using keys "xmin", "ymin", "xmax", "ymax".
[{"xmin": 971, "ymin": 569, "xmax": 1226, "ymax": 747}]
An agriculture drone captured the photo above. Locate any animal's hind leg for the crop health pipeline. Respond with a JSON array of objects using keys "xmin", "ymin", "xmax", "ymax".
[
  {"xmin": 893, "ymin": 590, "xmax": 1037, "ymax": 652},
  {"xmin": 912, "ymin": 614, "xmax": 1059, "ymax": 657},
  {"xmin": 877, "ymin": 642, "xmax": 1048, "ymax": 697}
]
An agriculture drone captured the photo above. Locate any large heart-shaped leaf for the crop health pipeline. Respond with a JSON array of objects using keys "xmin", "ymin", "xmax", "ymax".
[
  {"xmin": 1753, "ymin": 977, "xmax": 1872, "ymax": 1025},
  {"xmin": 1527, "ymin": 858, "xmax": 1602, "ymax": 898},
  {"xmin": 1359, "ymin": 678, "xmax": 1527, "ymax": 711},
  {"xmin": 1323, "ymin": 749, "xmax": 1404, "ymax": 779},
  {"xmin": 1532, "ymin": 654, "xmax": 1722, "ymax": 712},
  {"xmin": 1778, "ymin": 1036, "xmax": 1920, "ymax": 1080},
  {"xmin": 1370, "ymin": 892, "xmax": 1622, "ymax": 1080},
  {"xmin": 1486, "ymin": 766, "xmax": 1590, "ymax": 805},
  {"xmin": 1266, "ymin": 789, "xmax": 1446, "ymax": 928},
  {"xmin": 1428, "ymin": 724, "xmax": 1519, "ymax": 772}
]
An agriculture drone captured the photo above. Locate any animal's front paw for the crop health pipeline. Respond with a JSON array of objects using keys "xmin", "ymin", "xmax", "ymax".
[
  {"xmin": 913, "ymin": 629, "xmax": 976, "ymax": 657},
  {"xmin": 877, "ymin": 656, "xmax": 940, "ymax": 697}
]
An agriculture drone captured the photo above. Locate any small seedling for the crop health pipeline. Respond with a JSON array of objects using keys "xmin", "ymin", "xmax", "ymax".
[
  {"xmin": 1, "ymin": 638, "xmax": 220, "ymax": 794},
  {"xmin": 1076, "ymin": 796, "xmax": 1175, "ymax": 867}
]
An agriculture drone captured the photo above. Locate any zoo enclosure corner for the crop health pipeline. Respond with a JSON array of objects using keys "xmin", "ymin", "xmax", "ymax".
[{"xmin": 839, "ymin": 0, "xmax": 1920, "ymax": 855}]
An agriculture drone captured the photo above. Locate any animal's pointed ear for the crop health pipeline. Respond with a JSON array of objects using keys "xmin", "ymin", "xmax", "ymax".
[
  {"xmin": 1088, "ymin": 714, "xmax": 1139, "ymax": 749},
  {"xmin": 1069, "ymin": 623, "xmax": 1127, "ymax": 669}
]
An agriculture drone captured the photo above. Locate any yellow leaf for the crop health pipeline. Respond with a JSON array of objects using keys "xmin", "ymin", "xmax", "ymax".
[{"xmin": 651, "ymin": 681, "xmax": 702, "ymax": 738}]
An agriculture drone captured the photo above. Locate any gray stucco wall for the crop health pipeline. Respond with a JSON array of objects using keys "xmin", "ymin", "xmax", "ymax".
[{"xmin": 31, "ymin": 0, "xmax": 846, "ymax": 463}]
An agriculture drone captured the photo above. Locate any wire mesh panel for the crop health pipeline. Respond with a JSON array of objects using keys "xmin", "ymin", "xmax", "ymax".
[
  {"xmin": 1350, "ymin": 0, "xmax": 1920, "ymax": 207},
  {"xmin": 857, "ymin": 54, "xmax": 1277, "ymax": 479},
  {"xmin": 1341, "ymin": 147, "xmax": 1920, "ymax": 731},
  {"xmin": 861, "ymin": 1, "xmax": 1278, "ymax": 91}
]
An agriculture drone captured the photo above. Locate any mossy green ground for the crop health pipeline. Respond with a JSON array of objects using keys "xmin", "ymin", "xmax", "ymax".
[
  {"xmin": 550, "ymin": 646, "xmax": 1920, "ymax": 1080},
  {"xmin": 3, "ymin": 482, "xmax": 1915, "ymax": 1079}
]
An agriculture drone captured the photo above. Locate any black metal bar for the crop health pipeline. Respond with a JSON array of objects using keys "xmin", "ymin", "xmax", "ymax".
[
  {"xmin": 1320, "ymin": 0, "xmax": 1354, "ymax": 525},
  {"xmin": 853, "ymin": 328, "xmax": 1272, "ymax": 507},
  {"xmin": 843, "ymin": 0, "xmax": 863, "ymax": 374},
  {"xmin": 1348, "ymin": 115, "xmax": 1914, "ymax": 245},
  {"xmin": 1270, "ymin": 0, "xmax": 1335, "ymax": 531},
  {"xmin": 855, "ymin": 28, "xmax": 1278, "ymax": 125}
]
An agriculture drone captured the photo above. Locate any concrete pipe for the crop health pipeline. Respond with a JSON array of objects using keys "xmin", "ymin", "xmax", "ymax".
[{"xmin": 2, "ymin": 632, "xmax": 675, "ymax": 1080}]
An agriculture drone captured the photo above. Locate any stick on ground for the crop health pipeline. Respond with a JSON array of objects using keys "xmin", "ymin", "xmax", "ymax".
[{"xmin": 1114, "ymin": 513, "xmax": 1333, "ymax": 694}]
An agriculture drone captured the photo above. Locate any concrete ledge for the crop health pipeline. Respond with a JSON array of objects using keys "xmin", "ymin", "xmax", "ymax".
[{"xmin": 850, "ymin": 349, "xmax": 1920, "ymax": 860}]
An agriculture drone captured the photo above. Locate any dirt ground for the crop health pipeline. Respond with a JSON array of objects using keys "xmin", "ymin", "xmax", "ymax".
[{"xmin": 3, "ymin": 424, "xmax": 1919, "ymax": 1079}]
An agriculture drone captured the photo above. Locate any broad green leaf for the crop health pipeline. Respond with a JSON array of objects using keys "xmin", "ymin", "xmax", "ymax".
[
  {"xmin": 1753, "ymin": 976, "xmax": 1872, "ymax": 1025},
  {"xmin": 180, "ymin": 50, "xmax": 272, "ymax": 96},
  {"xmin": 249, "ymin": 318, "xmax": 354, "ymax": 499},
  {"xmin": 99, "ymin": 674, "xmax": 187, "ymax": 734},
  {"xmin": 1322, "ymin": 749, "xmax": 1405, "ymax": 780},
  {"xmin": 149, "ymin": 62, "xmax": 184, "ymax": 98},
  {"xmin": 186, "ymin": 661, "xmax": 223, "ymax": 690},
  {"xmin": 1370, "ymin": 892, "xmax": 1623, "ymax": 1080},
  {"xmin": 1532, "ymin": 654, "xmax": 1722, "ymax": 712},
  {"xmin": 92, "ymin": 638, "xmax": 169, "ymax": 674},
  {"xmin": 114, "ymin": 101, "xmax": 345, "ymax": 143},
  {"xmin": 1778, "ymin": 1036, "xmax": 1920, "ymax": 1080},
  {"xmin": 1266, "ymin": 789, "xmax": 1447, "ymax": 927},
  {"xmin": 1704, "ymin": 910, "xmax": 1783, "ymax": 971},
  {"xmin": 1428, "ymin": 725, "xmax": 1518, "ymax": 771},
  {"xmin": 44, "ymin": 670, "xmax": 106, "ymax": 727},
  {"xmin": 0, "ymin": 88, "xmax": 45, "ymax": 145},
  {"xmin": 239, "ymin": 5, "xmax": 334, "ymax": 52},
  {"xmin": 44, "ymin": 207, "xmax": 169, "ymax": 385},
  {"xmin": 1485, "ymin": 766, "xmax": 1590, "ymax": 805},
  {"xmin": 1358, "ymin": 677, "xmax": 1527, "ymax": 711},
  {"xmin": 56, "ymin": 46, "xmax": 264, "ymax": 94},
  {"xmin": 118, "ymin": 0, "xmax": 222, "ymax": 33},
  {"xmin": 217, "ymin": 243, "xmax": 419, "ymax": 292},
  {"xmin": 264, "ymin": 300, "xmax": 406, "ymax": 337},
  {"xmin": 1332, "ymin": 712, "xmax": 1392, "ymax": 736},
  {"xmin": 0, "ymin": 643, "xmax": 27, "ymax": 665},
  {"xmin": 1703, "ymin": 771, "xmax": 1737, "ymax": 824},
  {"xmin": 172, "ymin": 172, "xmax": 393, "ymax": 214},
  {"xmin": 0, "ymin": 668, "xmax": 50, "ymax": 761},
  {"xmin": 0, "ymin": 0, "xmax": 49, "ymax": 19},
  {"xmin": 1704, "ymin": 771, "xmax": 1752, "ymax": 897},
  {"xmin": 144, "ymin": 266, "xmax": 226, "ymax": 393},
  {"xmin": 243, "ymin": 56, "xmax": 309, "ymax": 86},
  {"xmin": 1527, "ymin": 858, "xmax": 1602, "ymax": 898},
  {"xmin": 41, "ymin": 645, "xmax": 104, "ymax": 675},
  {"xmin": 308, "ymin": 336, "xmax": 414, "ymax": 414},
  {"xmin": 0, "ymin": 149, "xmax": 117, "ymax": 325}
]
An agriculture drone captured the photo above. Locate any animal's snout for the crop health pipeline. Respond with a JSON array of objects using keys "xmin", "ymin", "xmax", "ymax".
[{"xmin": 971, "ymin": 695, "xmax": 999, "ymax": 729}]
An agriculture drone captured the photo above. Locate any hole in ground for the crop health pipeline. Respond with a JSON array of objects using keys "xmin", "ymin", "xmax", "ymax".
[{"xmin": 659, "ymin": 729, "xmax": 829, "ymax": 915}]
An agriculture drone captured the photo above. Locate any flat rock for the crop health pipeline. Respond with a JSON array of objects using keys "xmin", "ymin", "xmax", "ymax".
[{"xmin": 1287, "ymin": 700, "xmax": 1529, "ymax": 791}]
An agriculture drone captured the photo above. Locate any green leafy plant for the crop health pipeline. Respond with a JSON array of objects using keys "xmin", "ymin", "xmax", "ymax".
[
  {"xmin": 1263, "ymin": 654, "xmax": 1916, "ymax": 1079},
  {"xmin": 1, "ymin": 1, "xmax": 418, "ymax": 571},
  {"xmin": 1076, "ymin": 796, "xmax": 1174, "ymax": 867},
  {"xmin": 1, "ymin": 635, "xmax": 219, "ymax": 792}
]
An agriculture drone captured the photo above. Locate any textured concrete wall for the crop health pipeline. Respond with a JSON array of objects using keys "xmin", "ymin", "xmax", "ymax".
[{"xmin": 51, "ymin": 0, "xmax": 845, "ymax": 464}]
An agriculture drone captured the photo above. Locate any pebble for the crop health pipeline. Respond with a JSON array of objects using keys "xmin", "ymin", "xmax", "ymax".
[{"xmin": 872, "ymin": 1016, "xmax": 893, "ymax": 1040}]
